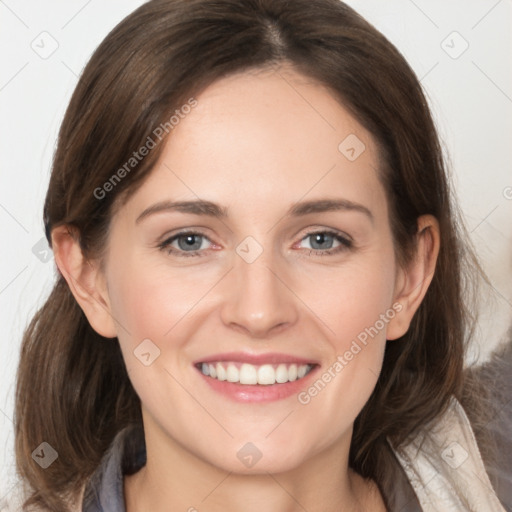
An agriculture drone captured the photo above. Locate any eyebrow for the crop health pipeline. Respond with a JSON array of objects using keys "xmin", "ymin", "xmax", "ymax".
[{"xmin": 135, "ymin": 198, "xmax": 373, "ymax": 224}]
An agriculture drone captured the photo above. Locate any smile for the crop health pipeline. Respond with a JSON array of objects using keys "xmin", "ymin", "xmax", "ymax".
[{"xmin": 198, "ymin": 362, "xmax": 314, "ymax": 385}]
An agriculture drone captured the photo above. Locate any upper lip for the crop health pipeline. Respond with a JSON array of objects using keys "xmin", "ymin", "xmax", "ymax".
[{"xmin": 194, "ymin": 352, "xmax": 319, "ymax": 366}]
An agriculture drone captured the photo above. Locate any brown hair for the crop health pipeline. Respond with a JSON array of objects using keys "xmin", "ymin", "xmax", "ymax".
[{"xmin": 15, "ymin": 0, "xmax": 484, "ymax": 509}]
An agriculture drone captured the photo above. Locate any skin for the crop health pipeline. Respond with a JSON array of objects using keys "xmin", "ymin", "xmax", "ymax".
[{"xmin": 53, "ymin": 65, "xmax": 439, "ymax": 512}]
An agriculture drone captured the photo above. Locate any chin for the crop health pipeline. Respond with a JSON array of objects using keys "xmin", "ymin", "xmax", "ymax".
[{"xmin": 202, "ymin": 438, "xmax": 309, "ymax": 476}]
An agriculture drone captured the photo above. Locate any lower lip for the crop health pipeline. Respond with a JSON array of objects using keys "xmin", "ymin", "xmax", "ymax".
[{"xmin": 196, "ymin": 365, "xmax": 319, "ymax": 403}]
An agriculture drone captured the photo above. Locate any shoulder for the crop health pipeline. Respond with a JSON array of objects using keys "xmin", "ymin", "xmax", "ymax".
[
  {"xmin": 466, "ymin": 337, "xmax": 512, "ymax": 508},
  {"xmin": 82, "ymin": 424, "xmax": 145, "ymax": 512},
  {"xmin": 388, "ymin": 337, "xmax": 512, "ymax": 512}
]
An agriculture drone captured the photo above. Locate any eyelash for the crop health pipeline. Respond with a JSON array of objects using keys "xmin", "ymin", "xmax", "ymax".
[{"xmin": 158, "ymin": 229, "xmax": 353, "ymax": 258}]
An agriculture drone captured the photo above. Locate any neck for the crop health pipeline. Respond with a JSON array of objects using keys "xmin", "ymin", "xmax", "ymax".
[{"xmin": 124, "ymin": 417, "xmax": 386, "ymax": 512}]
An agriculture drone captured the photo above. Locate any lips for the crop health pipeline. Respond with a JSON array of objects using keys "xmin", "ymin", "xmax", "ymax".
[
  {"xmin": 194, "ymin": 352, "xmax": 318, "ymax": 386},
  {"xmin": 195, "ymin": 351, "xmax": 318, "ymax": 366}
]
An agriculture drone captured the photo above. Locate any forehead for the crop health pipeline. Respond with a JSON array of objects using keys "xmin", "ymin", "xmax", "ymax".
[{"xmin": 119, "ymin": 66, "xmax": 386, "ymax": 221}]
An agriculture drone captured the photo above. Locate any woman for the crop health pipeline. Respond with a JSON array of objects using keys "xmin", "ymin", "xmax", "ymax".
[{"xmin": 14, "ymin": 0, "xmax": 509, "ymax": 510}]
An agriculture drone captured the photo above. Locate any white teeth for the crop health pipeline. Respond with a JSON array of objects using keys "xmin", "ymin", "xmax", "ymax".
[
  {"xmin": 257, "ymin": 364, "xmax": 275, "ymax": 385},
  {"xmin": 275, "ymin": 364, "xmax": 289, "ymax": 383},
  {"xmin": 226, "ymin": 364, "xmax": 239, "ymax": 383},
  {"xmin": 200, "ymin": 361, "xmax": 313, "ymax": 385},
  {"xmin": 239, "ymin": 363, "xmax": 258, "ymax": 384},
  {"xmin": 216, "ymin": 362, "xmax": 227, "ymax": 381}
]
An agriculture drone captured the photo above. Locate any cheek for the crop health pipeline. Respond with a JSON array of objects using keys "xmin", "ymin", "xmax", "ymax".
[
  {"xmin": 104, "ymin": 252, "xmax": 225, "ymax": 403},
  {"xmin": 300, "ymin": 252, "xmax": 397, "ymax": 351},
  {"xmin": 293, "ymin": 249, "xmax": 396, "ymax": 425},
  {"xmin": 105, "ymin": 258, "xmax": 205, "ymax": 418},
  {"xmin": 106, "ymin": 255, "xmax": 214, "ymax": 344}
]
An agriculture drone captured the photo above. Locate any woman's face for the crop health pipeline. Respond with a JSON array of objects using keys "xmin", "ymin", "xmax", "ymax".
[{"xmin": 100, "ymin": 66, "xmax": 407, "ymax": 473}]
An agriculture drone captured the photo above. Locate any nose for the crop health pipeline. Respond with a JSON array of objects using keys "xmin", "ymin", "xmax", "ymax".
[{"xmin": 219, "ymin": 247, "xmax": 299, "ymax": 338}]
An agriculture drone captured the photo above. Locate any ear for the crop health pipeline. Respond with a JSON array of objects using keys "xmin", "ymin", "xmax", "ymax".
[
  {"xmin": 51, "ymin": 225, "xmax": 117, "ymax": 338},
  {"xmin": 386, "ymin": 215, "xmax": 440, "ymax": 340}
]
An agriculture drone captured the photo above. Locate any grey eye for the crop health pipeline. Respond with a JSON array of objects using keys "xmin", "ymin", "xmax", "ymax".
[{"xmin": 175, "ymin": 234, "xmax": 205, "ymax": 251}]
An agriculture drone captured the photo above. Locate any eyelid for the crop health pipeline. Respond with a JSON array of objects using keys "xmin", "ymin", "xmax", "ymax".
[
  {"xmin": 293, "ymin": 229, "xmax": 353, "ymax": 255},
  {"xmin": 157, "ymin": 227, "xmax": 212, "ymax": 245},
  {"xmin": 158, "ymin": 227, "xmax": 354, "ymax": 257},
  {"xmin": 157, "ymin": 229, "xmax": 217, "ymax": 257},
  {"xmin": 295, "ymin": 226, "xmax": 353, "ymax": 244}
]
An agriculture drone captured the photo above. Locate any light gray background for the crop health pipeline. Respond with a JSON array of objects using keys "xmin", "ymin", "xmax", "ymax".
[{"xmin": 1, "ymin": 0, "xmax": 511, "ymax": 504}]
